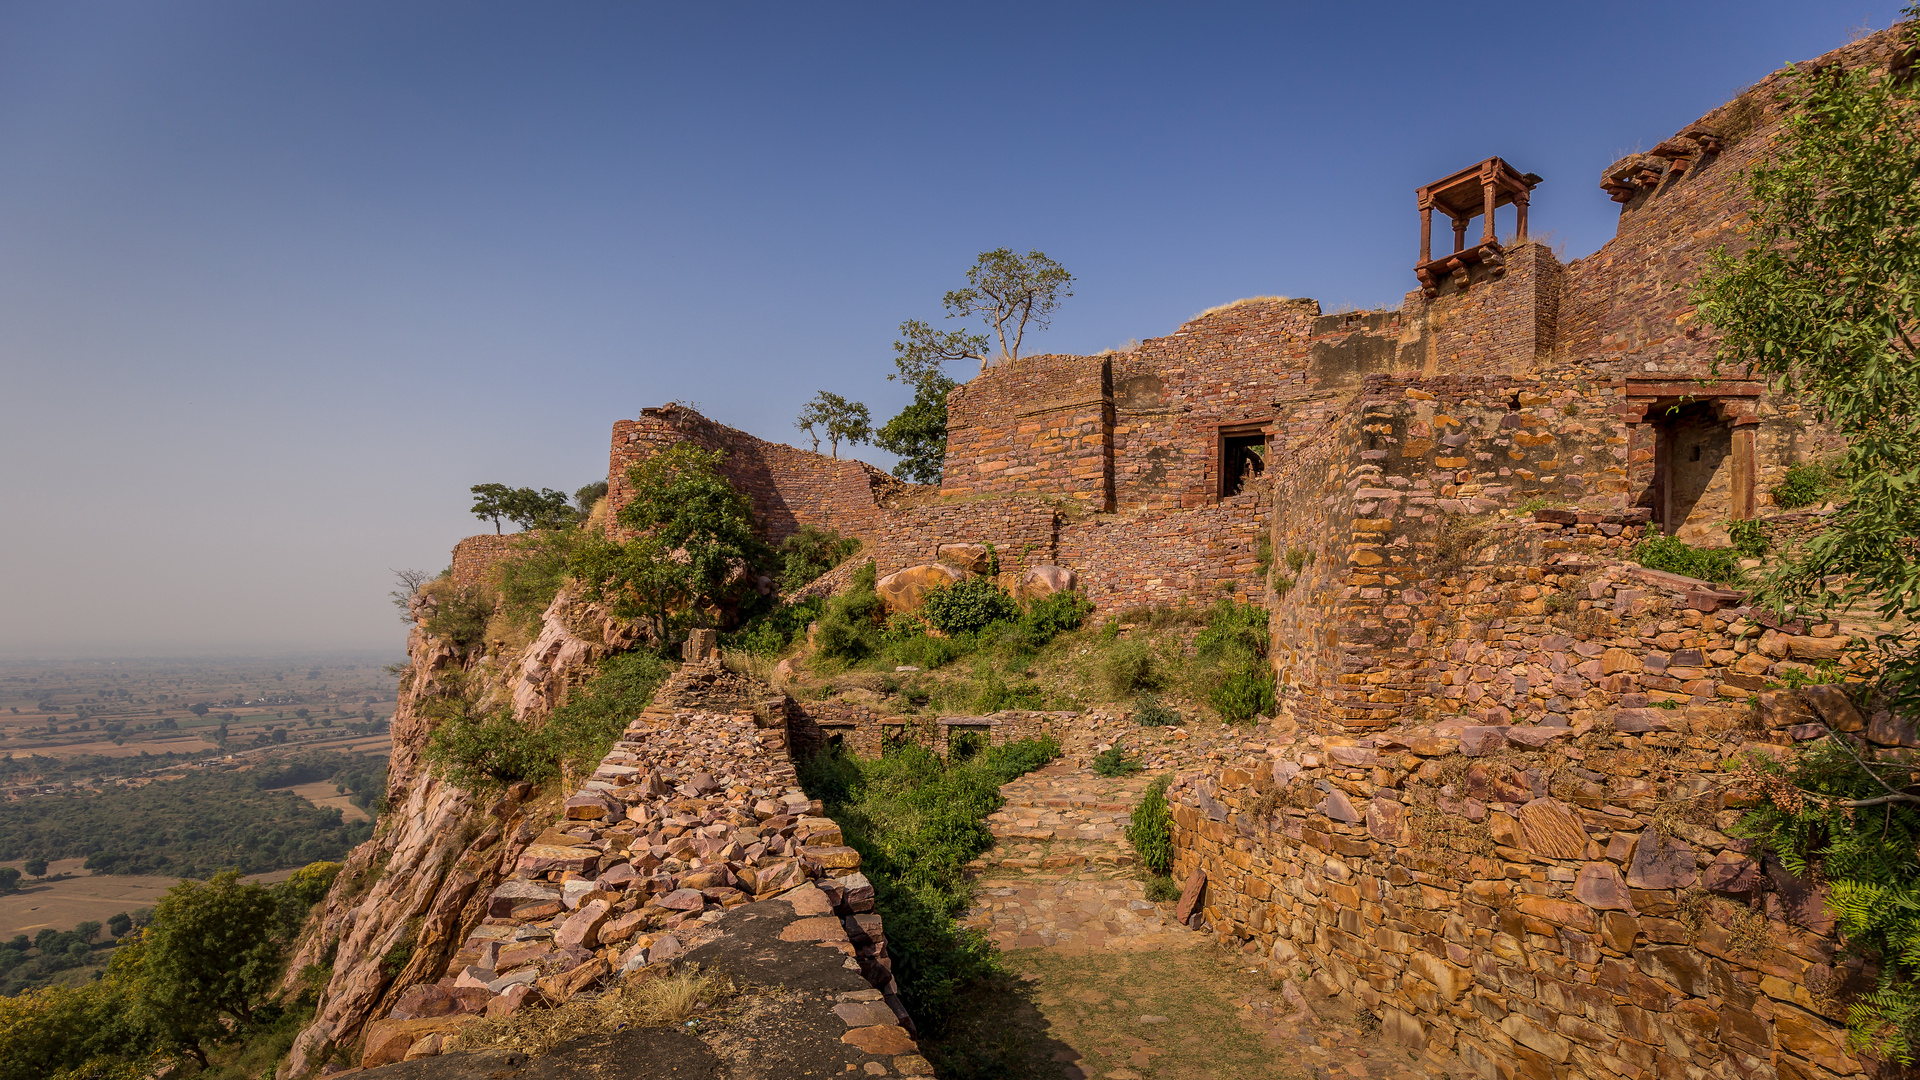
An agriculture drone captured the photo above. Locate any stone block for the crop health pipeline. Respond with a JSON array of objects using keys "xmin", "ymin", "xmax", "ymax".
[{"xmin": 1574, "ymin": 863, "xmax": 1634, "ymax": 911}]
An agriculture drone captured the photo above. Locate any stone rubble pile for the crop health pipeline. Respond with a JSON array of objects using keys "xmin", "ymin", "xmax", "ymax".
[{"xmin": 357, "ymin": 701, "xmax": 910, "ymax": 1070}]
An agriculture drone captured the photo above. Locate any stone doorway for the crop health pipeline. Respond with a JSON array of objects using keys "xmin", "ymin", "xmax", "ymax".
[
  {"xmin": 1218, "ymin": 424, "xmax": 1268, "ymax": 498},
  {"xmin": 1657, "ymin": 401, "xmax": 1733, "ymax": 543}
]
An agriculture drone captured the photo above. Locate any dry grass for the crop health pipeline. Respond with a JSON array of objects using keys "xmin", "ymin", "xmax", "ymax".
[
  {"xmin": 451, "ymin": 967, "xmax": 735, "ymax": 1057},
  {"xmin": 720, "ymin": 648, "xmax": 779, "ymax": 684},
  {"xmin": 1193, "ymin": 296, "xmax": 1290, "ymax": 320}
]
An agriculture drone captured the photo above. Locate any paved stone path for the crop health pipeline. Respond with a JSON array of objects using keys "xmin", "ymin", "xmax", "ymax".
[{"xmin": 958, "ymin": 725, "xmax": 1420, "ymax": 1079}]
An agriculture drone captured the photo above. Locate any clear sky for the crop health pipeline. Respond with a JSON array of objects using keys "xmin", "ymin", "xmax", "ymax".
[{"xmin": 0, "ymin": 1, "xmax": 1901, "ymax": 657}]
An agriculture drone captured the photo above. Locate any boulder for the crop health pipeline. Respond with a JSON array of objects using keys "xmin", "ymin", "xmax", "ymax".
[
  {"xmin": 876, "ymin": 564, "xmax": 965, "ymax": 613},
  {"xmin": 1019, "ymin": 565, "xmax": 1077, "ymax": 600},
  {"xmin": 1799, "ymin": 685, "xmax": 1865, "ymax": 732},
  {"xmin": 361, "ymin": 1016, "xmax": 476, "ymax": 1069},
  {"xmin": 934, "ymin": 544, "xmax": 994, "ymax": 574}
]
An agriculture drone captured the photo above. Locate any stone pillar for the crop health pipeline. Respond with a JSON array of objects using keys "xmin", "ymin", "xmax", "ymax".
[
  {"xmin": 1730, "ymin": 419, "xmax": 1761, "ymax": 520},
  {"xmin": 1481, "ymin": 179, "xmax": 1497, "ymax": 244},
  {"xmin": 682, "ymin": 628, "xmax": 718, "ymax": 664},
  {"xmin": 1451, "ymin": 215, "xmax": 1468, "ymax": 255},
  {"xmin": 1514, "ymin": 190, "xmax": 1529, "ymax": 241},
  {"xmin": 1419, "ymin": 204, "xmax": 1433, "ymax": 264}
]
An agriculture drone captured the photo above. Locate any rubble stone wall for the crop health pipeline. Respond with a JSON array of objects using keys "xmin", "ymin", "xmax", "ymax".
[
  {"xmin": 1415, "ymin": 243, "xmax": 1564, "ymax": 375},
  {"xmin": 864, "ymin": 497, "xmax": 1061, "ymax": 580},
  {"xmin": 940, "ymin": 353, "xmax": 1114, "ymax": 508},
  {"xmin": 1056, "ymin": 494, "xmax": 1270, "ymax": 609},
  {"xmin": 607, "ymin": 404, "xmax": 904, "ymax": 546},
  {"xmin": 450, "ymin": 534, "xmax": 519, "ymax": 588}
]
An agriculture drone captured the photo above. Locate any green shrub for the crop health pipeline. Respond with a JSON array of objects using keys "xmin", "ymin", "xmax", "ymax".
[
  {"xmin": 1773, "ymin": 460, "xmax": 1840, "ymax": 509},
  {"xmin": 1092, "ymin": 746, "xmax": 1142, "ymax": 777},
  {"xmin": 1734, "ymin": 738, "xmax": 1920, "ymax": 1061},
  {"xmin": 1020, "ymin": 590, "xmax": 1094, "ymax": 644},
  {"xmin": 421, "ymin": 580, "xmax": 496, "ymax": 654},
  {"xmin": 1632, "ymin": 534, "xmax": 1744, "ymax": 585},
  {"xmin": 494, "ymin": 528, "xmax": 588, "ymax": 636},
  {"xmin": 1126, "ymin": 775, "xmax": 1173, "ymax": 875},
  {"xmin": 723, "ymin": 596, "xmax": 824, "ymax": 656},
  {"xmin": 920, "ymin": 578, "xmax": 1019, "ymax": 636},
  {"xmin": 799, "ymin": 736, "xmax": 1059, "ymax": 1029},
  {"xmin": 538, "ymin": 650, "xmax": 674, "ymax": 779},
  {"xmin": 1210, "ymin": 664, "xmax": 1277, "ymax": 723},
  {"xmin": 1132, "ymin": 694, "xmax": 1179, "ymax": 726},
  {"xmin": 885, "ymin": 631, "xmax": 972, "ymax": 672},
  {"xmin": 778, "ymin": 526, "xmax": 860, "ymax": 593},
  {"xmin": 1194, "ymin": 596, "xmax": 1268, "ymax": 663},
  {"xmin": 816, "ymin": 562, "xmax": 884, "ymax": 660},
  {"xmin": 1728, "ymin": 518, "xmax": 1771, "ymax": 558},
  {"xmin": 971, "ymin": 664, "xmax": 1047, "ymax": 712},
  {"xmin": 1098, "ymin": 638, "xmax": 1162, "ymax": 697}
]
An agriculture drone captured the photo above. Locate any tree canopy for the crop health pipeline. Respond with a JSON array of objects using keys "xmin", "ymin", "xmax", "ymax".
[
  {"xmin": 941, "ymin": 248, "xmax": 1073, "ymax": 371},
  {"xmin": 468, "ymin": 483, "xmax": 576, "ymax": 533},
  {"xmin": 874, "ymin": 325, "xmax": 961, "ymax": 484},
  {"xmin": 795, "ymin": 391, "xmax": 871, "ymax": 458},
  {"xmin": 1694, "ymin": 50, "xmax": 1920, "ymax": 714},
  {"xmin": 570, "ymin": 443, "xmax": 771, "ymax": 643}
]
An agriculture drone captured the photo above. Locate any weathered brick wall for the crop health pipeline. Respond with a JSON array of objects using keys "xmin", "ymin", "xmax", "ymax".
[
  {"xmin": 940, "ymin": 354, "xmax": 1113, "ymax": 508},
  {"xmin": 1557, "ymin": 30, "xmax": 1910, "ymax": 383},
  {"xmin": 1168, "ymin": 557, "xmax": 1880, "ymax": 1079},
  {"xmin": 864, "ymin": 497, "xmax": 1060, "ymax": 580},
  {"xmin": 606, "ymin": 404, "xmax": 904, "ymax": 546},
  {"xmin": 449, "ymin": 534, "xmax": 519, "ymax": 588},
  {"xmin": 1057, "ymin": 493, "xmax": 1270, "ymax": 609},
  {"xmin": 1416, "ymin": 243, "xmax": 1564, "ymax": 375}
]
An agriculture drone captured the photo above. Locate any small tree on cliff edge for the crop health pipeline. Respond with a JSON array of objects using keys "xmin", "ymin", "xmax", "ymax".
[{"xmin": 569, "ymin": 443, "xmax": 770, "ymax": 645}]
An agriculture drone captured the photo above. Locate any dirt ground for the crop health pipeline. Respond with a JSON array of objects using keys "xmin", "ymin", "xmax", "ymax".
[
  {"xmin": 0, "ymin": 859, "xmax": 303, "ymax": 937},
  {"xmin": 289, "ymin": 779, "xmax": 371, "ymax": 822}
]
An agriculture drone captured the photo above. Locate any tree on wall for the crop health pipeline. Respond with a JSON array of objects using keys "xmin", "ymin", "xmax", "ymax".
[
  {"xmin": 874, "ymin": 332, "xmax": 960, "ymax": 484},
  {"xmin": 468, "ymin": 484, "xmax": 574, "ymax": 533},
  {"xmin": 795, "ymin": 391, "xmax": 871, "ymax": 458},
  {"xmin": 940, "ymin": 249, "xmax": 1074, "ymax": 372},
  {"xmin": 570, "ymin": 443, "xmax": 771, "ymax": 644}
]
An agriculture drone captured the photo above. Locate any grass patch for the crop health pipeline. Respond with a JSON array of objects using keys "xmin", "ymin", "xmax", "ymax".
[
  {"xmin": 453, "ymin": 967, "xmax": 735, "ymax": 1057},
  {"xmin": 1632, "ymin": 534, "xmax": 1744, "ymax": 585},
  {"xmin": 799, "ymin": 735, "xmax": 1059, "ymax": 1034}
]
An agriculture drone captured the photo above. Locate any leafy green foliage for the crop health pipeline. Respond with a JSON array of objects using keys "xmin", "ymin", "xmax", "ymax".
[
  {"xmin": 1190, "ymin": 597, "xmax": 1275, "ymax": 722},
  {"xmin": 1773, "ymin": 461, "xmax": 1842, "ymax": 510},
  {"xmin": 468, "ymin": 483, "xmax": 574, "ymax": 534},
  {"xmin": 943, "ymin": 249, "xmax": 1074, "ymax": 370},
  {"xmin": 1020, "ymin": 590, "xmax": 1094, "ymax": 644},
  {"xmin": 1693, "ymin": 52, "xmax": 1920, "ymax": 715},
  {"xmin": 570, "ymin": 443, "xmax": 773, "ymax": 644},
  {"xmin": 0, "ymin": 772, "xmax": 371, "ymax": 877},
  {"xmin": 1631, "ymin": 534, "xmax": 1744, "ymax": 585},
  {"xmin": 1132, "ymin": 694, "xmax": 1179, "ymax": 727},
  {"xmin": 777, "ymin": 526, "xmax": 860, "ymax": 593},
  {"xmin": 1091, "ymin": 746, "xmax": 1141, "ymax": 777},
  {"xmin": 423, "ymin": 650, "xmax": 672, "ymax": 792},
  {"xmin": 799, "ymin": 736, "xmax": 1058, "ymax": 1029},
  {"xmin": 920, "ymin": 577, "xmax": 1019, "ymax": 636},
  {"xmin": 0, "ymin": 865, "xmax": 337, "ymax": 1076},
  {"xmin": 420, "ymin": 579, "xmax": 497, "ymax": 655},
  {"xmin": 816, "ymin": 562, "xmax": 886, "ymax": 661},
  {"xmin": 1732, "ymin": 737, "xmax": 1920, "ymax": 1061},
  {"xmin": 724, "ymin": 596, "xmax": 824, "ymax": 656},
  {"xmin": 1126, "ymin": 775, "xmax": 1174, "ymax": 875},
  {"xmin": 494, "ymin": 526, "xmax": 591, "ymax": 637},
  {"xmin": 1728, "ymin": 518, "xmax": 1771, "ymax": 558},
  {"xmin": 874, "ymin": 333, "xmax": 961, "ymax": 485},
  {"xmin": 794, "ymin": 391, "xmax": 872, "ymax": 458}
]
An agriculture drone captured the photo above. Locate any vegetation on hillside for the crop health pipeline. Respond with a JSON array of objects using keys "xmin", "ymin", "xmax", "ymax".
[
  {"xmin": 799, "ymin": 735, "xmax": 1059, "ymax": 1072},
  {"xmin": 1692, "ymin": 33, "xmax": 1920, "ymax": 1064},
  {"xmin": 0, "ymin": 863, "xmax": 340, "ymax": 1078}
]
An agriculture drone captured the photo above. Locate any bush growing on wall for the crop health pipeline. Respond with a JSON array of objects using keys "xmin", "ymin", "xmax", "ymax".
[
  {"xmin": 1631, "ymin": 535, "xmax": 1744, "ymax": 585},
  {"xmin": 1191, "ymin": 597, "xmax": 1275, "ymax": 722}
]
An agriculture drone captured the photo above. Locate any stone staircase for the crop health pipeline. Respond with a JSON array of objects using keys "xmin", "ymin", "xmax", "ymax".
[{"xmin": 962, "ymin": 762, "xmax": 1187, "ymax": 949}]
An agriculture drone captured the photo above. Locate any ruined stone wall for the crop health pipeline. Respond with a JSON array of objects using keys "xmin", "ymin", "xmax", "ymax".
[
  {"xmin": 1167, "ymin": 555, "xmax": 1879, "ymax": 1079},
  {"xmin": 607, "ymin": 404, "xmax": 903, "ymax": 546},
  {"xmin": 1056, "ymin": 493, "xmax": 1269, "ymax": 609},
  {"xmin": 940, "ymin": 354, "xmax": 1113, "ymax": 509},
  {"xmin": 1556, "ymin": 31, "xmax": 1909, "ymax": 382},
  {"xmin": 1415, "ymin": 243, "xmax": 1564, "ymax": 375},
  {"xmin": 864, "ymin": 497, "xmax": 1060, "ymax": 580},
  {"xmin": 450, "ymin": 534, "xmax": 519, "ymax": 588},
  {"xmin": 1108, "ymin": 298, "xmax": 1323, "ymax": 510}
]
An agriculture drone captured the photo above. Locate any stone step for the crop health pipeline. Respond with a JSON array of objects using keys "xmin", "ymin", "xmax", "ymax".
[{"xmin": 968, "ymin": 837, "xmax": 1138, "ymax": 874}]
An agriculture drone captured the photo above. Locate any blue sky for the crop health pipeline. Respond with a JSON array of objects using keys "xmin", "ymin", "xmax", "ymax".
[{"xmin": 0, "ymin": 1, "xmax": 1900, "ymax": 655}]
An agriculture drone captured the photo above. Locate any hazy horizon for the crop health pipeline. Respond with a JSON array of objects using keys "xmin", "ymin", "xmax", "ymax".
[{"xmin": 0, "ymin": 1, "xmax": 1899, "ymax": 657}]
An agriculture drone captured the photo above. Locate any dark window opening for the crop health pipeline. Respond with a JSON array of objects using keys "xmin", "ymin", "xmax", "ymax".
[{"xmin": 1221, "ymin": 428, "xmax": 1268, "ymax": 497}]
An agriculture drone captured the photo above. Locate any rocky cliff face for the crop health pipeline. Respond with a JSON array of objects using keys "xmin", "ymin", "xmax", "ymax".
[{"xmin": 278, "ymin": 592, "xmax": 639, "ymax": 1079}]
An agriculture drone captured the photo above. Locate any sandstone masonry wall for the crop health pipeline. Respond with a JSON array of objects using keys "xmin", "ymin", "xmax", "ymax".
[
  {"xmin": 450, "ymin": 534, "xmax": 519, "ymax": 588},
  {"xmin": 1414, "ymin": 243, "xmax": 1564, "ymax": 375},
  {"xmin": 940, "ymin": 354, "xmax": 1114, "ymax": 508}
]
